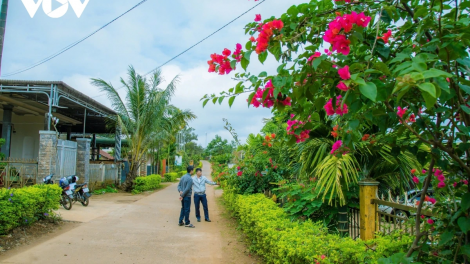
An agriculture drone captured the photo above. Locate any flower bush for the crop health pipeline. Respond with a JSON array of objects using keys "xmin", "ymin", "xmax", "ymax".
[
  {"xmin": 133, "ymin": 174, "xmax": 162, "ymax": 193},
  {"xmin": 0, "ymin": 184, "xmax": 62, "ymax": 235},
  {"xmin": 224, "ymin": 190, "xmax": 412, "ymax": 264},
  {"xmin": 203, "ymin": 0, "xmax": 470, "ymax": 260}
]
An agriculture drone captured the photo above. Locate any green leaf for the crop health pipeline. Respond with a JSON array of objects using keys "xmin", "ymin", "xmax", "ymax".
[
  {"xmin": 212, "ymin": 97, "xmax": 218, "ymax": 104},
  {"xmin": 412, "ymin": 62, "xmax": 427, "ymax": 72},
  {"xmin": 349, "ymin": 120, "xmax": 360, "ymax": 130},
  {"xmin": 418, "ymin": 83, "xmax": 437, "ymax": 98},
  {"xmin": 376, "ymin": 46, "xmax": 390, "ymax": 59},
  {"xmin": 414, "ymin": 6, "xmax": 428, "ymax": 19},
  {"xmin": 258, "ymin": 71, "xmax": 267, "ymax": 77},
  {"xmin": 422, "ymin": 68, "xmax": 453, "ymax": 79},
  {"xmin": 422, "ymin": 92, "xmax": 437, "ymax": 109},
  {"xmin": 235, "ymin": 84, "xmax": 244, "ymax": 94},
  {"xmin": 312, "ymin": 57, "xmax": 322, "ymax": 70},
  {"xmin": 459, "ymin": 84, "xmax": 470, "ymax": 95},
  {"xmin": 241, "ymin": 57, "xmax": 249, "ymax": 71},
  {"xmin": 458, "ymin": 217, "xmax": 470, "ymax": 233},
  {"xmin": 373, "ymin": 62, "xmax": 391, "ymax": 75},
  {"xmin": 247, "ymin": 92, "xmax": 255, "ymax": 107},
  {"xmin": 438, "ymin": 231, "xmax": 454, "ymax": 246},
  {"xmin": 202, "ymin": 99, "xmax": 210, "ymax": 108},
  {"xmin": 462, "ymin": 105, "xmax": 470, "ymax": 115},
  {"xmin": 228, "ymin": 96, "xmax": 236, "ymax": 108},
  {"xmin": 218, "ymin": 96, "xmax": 225, "ymax": 105},
  {"xmin": 259, "ymin": 51, "xmax": 268, "ymax": 64},
  {"xmin": 462, "ymin": 245, "xmax": 470, "ymax": 258},
  {"xmin": 244, "ymin": 50, "xmax": 252, "ymax": 62},
  {"xmin": 359, "ymin": 82, "xmax": 378, "ymax": 102},
  {"xmin": 245, "ymin": 40, "xmax": 252, "ymax": 51},
  {"xmin": 287, "ymin": 5, "xmax": 299, "ymax": 16},
  {"xmin": 462, "ymin": 193, "xmax": 470, "ymax": 211}
]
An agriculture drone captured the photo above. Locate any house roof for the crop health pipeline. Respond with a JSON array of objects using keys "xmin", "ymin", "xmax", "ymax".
[
  {"xmin": 99, "ymin": 150, "xmax": 114, "ymax": 160},
  {"xmin": 0, "ymin": 79, "xmax": 117, "ymax": 134}
]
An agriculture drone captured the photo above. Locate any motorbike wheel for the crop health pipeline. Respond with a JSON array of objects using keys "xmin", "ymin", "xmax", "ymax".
[
  {"xmin": 61, "ymin": 194, "xmax": 72, "ymax": 210},
  {"xmin": 81, "ymin": 194, "xmax": 89, "ymax": 207}
]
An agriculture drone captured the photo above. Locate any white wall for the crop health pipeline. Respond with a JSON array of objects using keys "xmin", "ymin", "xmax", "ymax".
[{"xmin": 0, "ymin": 110, "xmax": 43, "ymax": 159}]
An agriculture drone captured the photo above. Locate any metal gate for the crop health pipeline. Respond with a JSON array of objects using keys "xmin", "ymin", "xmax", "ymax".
[{"xmin": 56, "ymin": 139, "xmax": 77, "ymax": 178}]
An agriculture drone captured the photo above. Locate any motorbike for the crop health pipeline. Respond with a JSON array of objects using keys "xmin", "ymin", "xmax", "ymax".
[
  {"xmin": 43, "ymin": 174, "xmax": 73, "ymax": 210},
  {"xmin": 67, "ymin": 176, "xmax": 91, "ymax": 206}
]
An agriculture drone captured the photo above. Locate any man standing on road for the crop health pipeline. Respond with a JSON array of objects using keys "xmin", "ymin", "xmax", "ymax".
[
  {"xmin": 177, "ymin": 166, "xmax": 195, "ymax": 228},
  {"xmin": 192, "ymin": 168, "xmax": 217, "ymax": 222}
]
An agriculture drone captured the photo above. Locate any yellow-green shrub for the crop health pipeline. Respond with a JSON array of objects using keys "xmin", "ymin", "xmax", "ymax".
[
  {"xmin": 164, "ymin": 172, "xmax": 178, "ymax": 182},
  {"xmin": 133, "ymin": 174, "xmax": 161, "ymax": 193},
  {"xmin": 177, "ymin": 170, "xmax": 186, "ymax": 177},
  {"xmin": 224, "ymin": 191, "xmax": 413, "ymax": 264},
  {"xmin": 0, "ymin": 184, "xmax": 62, "ymax": 235}
]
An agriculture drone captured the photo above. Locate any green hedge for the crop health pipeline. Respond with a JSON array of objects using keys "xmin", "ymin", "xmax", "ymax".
[
  {"xmin": 177, "ymin": 170, "xmax": 186, "ymax": 177},
  {"xmin": 224, "ymin": 191, "xmax": 413, "ymax": 264},
  {"xmin": 0, "ymin": 185, "xmax": 62, "ymax": 235},
  {"xmin": 164, "ymin": 172, "xmax": 178, "ymax": 182},
  {"xmin": 134, "ymin": 174, "xmax": 162, "ymax": 193}
]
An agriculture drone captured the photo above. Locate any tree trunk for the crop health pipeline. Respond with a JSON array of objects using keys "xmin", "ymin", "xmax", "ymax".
[{"xmin": 121, "ymin": 161, "xmax": 139, "ymax": 191}]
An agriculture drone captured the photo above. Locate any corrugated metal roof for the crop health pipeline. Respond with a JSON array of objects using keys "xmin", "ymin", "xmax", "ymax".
[{"xmin": 0, "ymin": 79, "xmax": 116, "ymax": 116}]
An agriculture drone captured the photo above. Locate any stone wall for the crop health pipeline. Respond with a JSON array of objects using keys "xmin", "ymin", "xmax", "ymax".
[
  {"xmin": 76, "ymin": 138, "xmax": 91, "ymax": 182},
  {"xmin": 38, "ymin": 131, "xmax": 58, "ymax": 179}
]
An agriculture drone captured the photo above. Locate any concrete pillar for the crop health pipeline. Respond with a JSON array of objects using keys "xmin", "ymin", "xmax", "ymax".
[
  {"xmin": 1, "ymin": 105, "xmax": 12, "ymax": 157},
  {"xmin": 359, "ymin": 179, "xmax": 379, "ymax": 241},
  {"xmin": 38, "ymin": 130, "xmax": 58, "ymax": 179},
  {"xmin": 76, "ymin": 138, "xmax": 91, "ymax": 183},
  {"xmin": 161, "ymin": 159, "xmax": 166, "ymax": 177}
]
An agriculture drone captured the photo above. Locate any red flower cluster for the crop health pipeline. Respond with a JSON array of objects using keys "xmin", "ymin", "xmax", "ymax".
[
  {"xmin": 323, "ymin": 12, "xmax": 371, "ymax": 55},
  {"xmin": 262, "ymin": 133, "xmax": 275, "ymax": 147},
  {"xmin": 324, "ymin": 95, "xmax": 349, "ymax": 116},
  {"xmin": 286, "ymin": 115, "xmax": 310, "ymax": 143},
  {"xmin": 249, "ymin": 80, "xmax": 291, "ymax": 108},
  {"xmin": 255, "ymin": 14, "xmax": 261, "ymax": 22},
  {"xmin": 208, "ymin": 44, "xmax": 243, "ymax": 75},
  {"xmin": 378, "ymin": 29, "xmax": 392, "ymax": 43},
  {"xmin": 254, "ymin": 19, "xmax": 284, "ymax": 54},
  {"xmin": 331, "ymin": 125, "xmax": 340, "ymax": 138},
  {"xmin": 397, "ymin": 106, "xmax": 416, "ymax": 123}
]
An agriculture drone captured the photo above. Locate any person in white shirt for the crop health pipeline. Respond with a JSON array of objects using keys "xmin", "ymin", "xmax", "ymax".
[{"xmin": 192, "ymin": 168, "xmax": 217, "ymax": 222}]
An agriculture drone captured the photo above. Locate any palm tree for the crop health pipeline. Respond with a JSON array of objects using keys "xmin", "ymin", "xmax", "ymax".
[
  {"xmin": 91, "ymin": 66, "xmax": 196, "ymax": 190},
  {"xmin": 0, "ymin": 0, "xmax": 10, "ymax": 76}
]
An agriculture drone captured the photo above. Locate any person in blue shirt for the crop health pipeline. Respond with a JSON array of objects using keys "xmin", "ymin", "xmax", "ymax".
[
  {"xmin": 192, "ymin": 168, "xmax": 217, "ymax": 222},
  {"xmin": 177, "ymin": 166, "xmax": 195, "ymax": 228}
]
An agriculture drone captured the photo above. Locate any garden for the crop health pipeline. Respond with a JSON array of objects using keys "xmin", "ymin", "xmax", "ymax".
[{"xmin": 205, "ymin": 0, "xmax": 470, "ymax": 263}]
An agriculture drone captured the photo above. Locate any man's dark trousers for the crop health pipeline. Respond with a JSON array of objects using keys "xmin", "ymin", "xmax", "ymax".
[
  {"xmin": 194, "ymin": 193, "xmax": 209, "ymax": 220},
  {"xmin": 179, "ymin": 196, "xmax": 191, "ymax": 225}
]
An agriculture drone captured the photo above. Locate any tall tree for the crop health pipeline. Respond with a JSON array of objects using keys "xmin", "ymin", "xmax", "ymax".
[{"xmin": 92, "ymin": 66, "xmax": 195, "ymax": 190}]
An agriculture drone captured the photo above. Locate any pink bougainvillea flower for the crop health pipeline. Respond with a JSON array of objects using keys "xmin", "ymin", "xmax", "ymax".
[
  {"xmin": 427, "ymin": 219, "xmax": 434, "ymax": 225},
  {"xmin": 437, "ymin": 181, "xmax": 446, "ymax": 188},
  {"xmin": 255, "ymin": 14, "xmax": 262, "ymax": 22},
  {"xmin": 355, "ymin": 12, "xmax": 372, "ymax": 27},
  {"xmin": 330, "ymin": 140, "xmax": 343, "ymax": 154},
  {"xmin": 250, "ymin": 36, "xmax": 256, "ymax": 42},
  {"xmin": 428, "ymin": 197, "xmax": 436, "ymax": 204},
  {"xmin": 378, "ymin": 29, "xmax": 392, "ymax": 43},
  {"xmin": 321, "ymin": 255, "xmax": 326, "ymax": 260},
  {"xmin": 308, "ymin": 52, "xmax": 321, "ymax": 62},
  {"xmin": 338, "ymin": 65, "xmax": 351, "ymax": 80},
  {"xmin": 324, "ymin": 99, "xmax": 335, "ymax": 116},
  {"xmin": 324, "ymin": 49, "xmax": 332, "ymax": 56},
  {"xmin": 407, "ymin": 113, "xmax": 416, "ymax": 123},
  {"xmin": 222, "ymin": 48, "xmax": 231, "ymax": 56},
  {"xmin": 412, "ymin": 176, "xmax": 419, "ymax": 184},
  {"xmin": 463, "ymin": 180, "xmax": 468, "ymax": 185},
  {"xmin": 237, "ymin": 166, "xmax": 241, "ymax": 170},
  {"xmin": 420, "ymin": 215, "xmax": 425, "ymax": 219},
  {"xmin": 397, "ymin": 106, "xmax": 407, "ymax": 118},
  {"xmin": 437, "ymin": 174, "xmax": 445, "ymax": 182},
  {"xmin": 237, "ymin": 171, "xmax": 243, "ymax": 177},
  {"xmin": 422, "ymin": 169, "xmax": 427, "ymax": 174},
  {"xmin": 337, "ymin": 81, "xmax": 349, "ymax": 91},
  {"xmin": 454, "ymin": 182, "xmax": 458, "ymax": 188}
]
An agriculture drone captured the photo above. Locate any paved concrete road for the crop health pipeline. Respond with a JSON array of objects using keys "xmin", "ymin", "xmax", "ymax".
[{"xmin": 0, "ymin": 161, "xmax": 228, "ymax": 264}]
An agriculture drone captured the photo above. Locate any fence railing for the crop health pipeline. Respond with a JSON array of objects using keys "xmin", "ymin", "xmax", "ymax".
[
  {"xmin": 348, "ymin": 207, "xmax": 360, "ymax": 240},
  {"xmin": 56, "ymin": 139, "xmax": 77, "ymax": 178},
  {"xmin": 0, "ymin": 158, "xmax": 38, "ymax": 188}
]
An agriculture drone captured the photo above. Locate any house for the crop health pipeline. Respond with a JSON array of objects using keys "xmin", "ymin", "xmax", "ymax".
[{"xmin": 0, "ymin": 80, "xmax": 123, "ymax": 186}]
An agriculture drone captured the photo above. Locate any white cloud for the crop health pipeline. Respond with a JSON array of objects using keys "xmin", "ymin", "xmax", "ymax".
[{"xmin": 2, "ymin": 0, "xmax": 307, "ymax": 145}]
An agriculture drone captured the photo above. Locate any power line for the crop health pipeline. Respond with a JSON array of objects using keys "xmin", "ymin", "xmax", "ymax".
[
  {"xmin": 92, "ymin": 0, "xmax": 266, "ymax": 99},
  {"xmin": 1, "ymin": 0, "xmax": 149, "ymax": 78}
]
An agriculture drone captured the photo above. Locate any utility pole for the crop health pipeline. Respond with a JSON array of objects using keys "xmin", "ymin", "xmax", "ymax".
[{"xmin": 0, "ymin": 0, "xmax": 9, "ymax": 76}]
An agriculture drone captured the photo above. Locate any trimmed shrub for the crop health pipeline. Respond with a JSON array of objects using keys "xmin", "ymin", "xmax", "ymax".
[
  {"xmin": 0, "ymin": 184, "xmax": 62, "ymax": 235},
  {"xmin": 133, "ymin": 175, "xmax": 162, "ymax": 193},
  {"xmin": 224, "ymin": 191, "xmax": 413, "ymax": 264},
  {"xmin": 164, "ymin": 172, "xmax": 178, "ymax": 182},
  {"xmin": 177, "ymin": 171, "xmax": 186, "ymax": 177}
]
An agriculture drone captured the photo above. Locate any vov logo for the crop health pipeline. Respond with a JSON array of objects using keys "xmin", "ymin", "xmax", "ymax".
[{"xmin": 21, "ymin": 0, "xmax": 90, "ymax": 18}]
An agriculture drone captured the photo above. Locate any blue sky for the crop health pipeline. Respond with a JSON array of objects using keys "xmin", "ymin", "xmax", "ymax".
[{"xmin": 2, "ymin": 0, "xmax": 306, "ymax": 146}]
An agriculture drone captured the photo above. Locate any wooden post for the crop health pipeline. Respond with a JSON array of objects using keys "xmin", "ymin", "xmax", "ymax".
[
  {"xmin": 359, "ymin": 179, "xmax": 379, "ymax": 241},
  {"xmin": 161, "ymin": 159, "xmax": 166, "ymax": 177}
]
